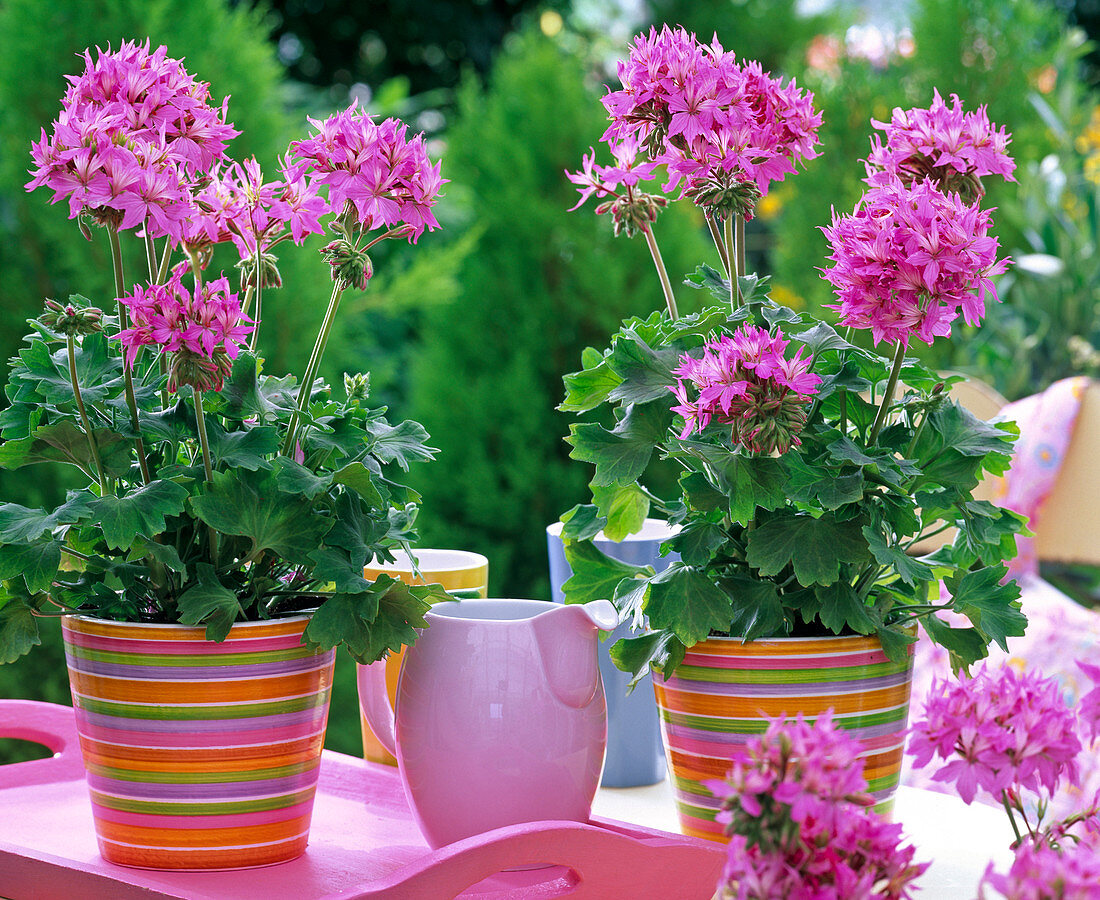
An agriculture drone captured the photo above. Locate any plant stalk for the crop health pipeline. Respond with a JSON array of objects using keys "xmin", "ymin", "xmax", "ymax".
[
  {"xmin": 640, "ymin": 224, "xmax": 679, "ymax": 321},
  {"xmin": 869, "ymin": 342, "xmax": 907, "ymax": 445},
  {"xmin": 191, "ymin": 386, "xmax": 218, "ymax": 564},
  {"xmin": 706, "ymin": 215, "xmax": 730, "ymax": 277},
  {"xmin": 249, "ymin": 238, "xmax": 262, "ymax": 353},
  {"xmin": 735, "ymin": 214, "xmax": 746, "ymax": 283},
  {"xmin": 1002, "ymin": 792, "xmax": 1024, "ymax": 844},
  {"xmin": 724, "ymin": 215, "xmax": 741, "ymax": 308},
  {"xmin": 108, "ymin": 226, "xmax": 152, "ymax": 484},
  {"xmin": 283, "ymin": 280, "xmax": 346, "ymax": 455},
  {"xmin": 67, "ymin": 335, "xmax": 107, "ymax": 494}
]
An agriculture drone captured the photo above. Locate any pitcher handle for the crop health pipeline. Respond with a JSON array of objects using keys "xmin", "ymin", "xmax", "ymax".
[{"xmin": 358, "ymin": 659, "xmax": 398, "ymax": 759}]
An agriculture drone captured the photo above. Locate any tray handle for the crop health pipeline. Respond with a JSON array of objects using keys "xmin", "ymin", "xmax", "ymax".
[
  {"xmin": 0, "ymin": 700, "xmax": 85, "ymax": 785},
  {"xmin": 352, "ymin": 819, "xmax": 724, "ymax": 900}
]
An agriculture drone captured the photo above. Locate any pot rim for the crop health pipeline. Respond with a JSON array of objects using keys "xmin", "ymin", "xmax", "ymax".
[
  {"xmin": 695, "ymin": 626, "xmax": 916, "ymax": 644},
  {"xmin": 60, "ymin": 612, "xmax": 315, "ymax": 630}
]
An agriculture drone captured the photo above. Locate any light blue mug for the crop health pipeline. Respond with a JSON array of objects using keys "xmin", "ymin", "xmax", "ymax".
[{"xmin": 546, "ymin": 518, "xmax": 680, "ymax": 787}]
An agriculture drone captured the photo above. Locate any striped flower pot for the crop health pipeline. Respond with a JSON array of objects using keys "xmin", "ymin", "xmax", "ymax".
[
  {"xmin": 653, "ymin": 633, "xmax": 914, "ymax": 842},
  {"xmin": 61, "ymin": 614, "xmax": 336, "ymax": 870}
]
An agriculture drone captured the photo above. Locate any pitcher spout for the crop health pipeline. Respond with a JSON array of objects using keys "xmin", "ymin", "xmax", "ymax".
[{"xmin": 532, "ymin": 600, "xmax": 617, "ymax": 709}]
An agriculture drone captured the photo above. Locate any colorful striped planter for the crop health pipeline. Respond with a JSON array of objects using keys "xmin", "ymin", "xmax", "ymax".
[
  {"xmin": 653, "ymin": 633, "xmax": 914, "ymax": 843},
  {"xmin": 62, "ymin": 614, "xmax": 335, "ymax": 870}
]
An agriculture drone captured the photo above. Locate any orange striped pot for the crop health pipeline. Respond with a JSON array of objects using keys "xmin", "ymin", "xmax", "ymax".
[
  {"xmin": 62, "ymin": 614, "xmax": 335, "ymax": 870},
  {"xmin": 653, "ymin": 633, "xmax": 914, "ymax": 843}
]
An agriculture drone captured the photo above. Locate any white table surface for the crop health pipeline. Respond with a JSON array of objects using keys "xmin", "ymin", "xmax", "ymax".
[{"xmin": 593, "ymin": 776, "xmax": 1014, "ymax": 899}]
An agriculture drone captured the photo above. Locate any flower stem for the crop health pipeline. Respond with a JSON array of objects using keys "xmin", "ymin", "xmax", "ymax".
[
  {"xmin": 641, "ymin": 224, "xmax": 679, "ymax": 321},
  {"xmin": 1002, "ymin": 792, "xmax": 1024, "ymax": 845},
  {"xmin": 283, "ymin": 280, "xmax": 345, "ymax": 455},
  {"xmin": 144, "ymin": 232, "xmax": 158, "ymax": 283},
  {"xmin": 735, "ymin": 215, "xmax": 746, "ymax": 283},
  {"xmin": 67, "ymin": 335, "xmax": 107, "ymax": 494},
  {"xmin": 869, "ymin": 342, "xmax": 906, "ymax": 445},
  {"xmin": 706, "ymin": 215, "xmax": 731, "ymax": 277},
  {"xmin": 108, "ymin": 226, "xmax": 151, "ymax": 485},
  {"xmin": 724, "ymin": 215, "xmax": 741, "ymax": 308},
  {"xmin": 249, "ymin": 239, "xmax": 262, "ymax": 353},
  {"xmin": 191, "ymin": 386, "xmax": 218, "ymax": 564},
  {"xmin": 157, "ymin": 238, "xmax": 173, "ymax": 284}
]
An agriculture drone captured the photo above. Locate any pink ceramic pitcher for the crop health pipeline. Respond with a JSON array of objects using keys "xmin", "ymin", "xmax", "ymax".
[{"xmin": 360, "ymin": 598, "xmax": 617, "ymax": 848}]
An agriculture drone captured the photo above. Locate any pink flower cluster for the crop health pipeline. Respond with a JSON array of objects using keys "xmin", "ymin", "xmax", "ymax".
[
  {"xmin": 820, "ymin": 177, "xmax": 1008, "ymax": 346},
  {"xmin": 287, "ymin": 102, "xmax": 443, "ymax": 241},
  {"xmin": 26, "ymin": 41, "xmax": 237, "ymax": 240},
  {"xmin": 908, "ymin": 665, "xmax": 1083, "ymax": 805},
  {"xmin": 566, "ymin": 135, "xmax": 661, "ymax": 210},
  {"xmin": 186, "ymin": 157, "xmax": 327, "ymax": 259},
  {"xmin": 866, "ymin": 89, "xmax": 1015, "ymax": 198},
  {"xmin": 671, "ymin": 325, "xmax": 821, "ymax": 453},
  {"xmin": 707, "ymin": 713, "xmax": 927, "ymax": 900},
  {"xmin": 117, "ymin": 267, "xmax": 252, "ymax": 391},
  {"xmin": 601, "ymin": 25, "xmax": 822, "ymax": 199},
  {"xmin": 821, "ymin": 93, "xmax": 1015, "ymax": 347},
  {"xmin": 978, "ymin": 839, "xmax": 1100, "ymax": 900}
]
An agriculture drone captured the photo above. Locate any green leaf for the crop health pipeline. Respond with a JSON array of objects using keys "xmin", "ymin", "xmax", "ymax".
[
  {"xmin": 646, "ymin": 563, "xmax": 733, "ymax": 646},
  {"xmin": 559, "ymin": 504, "xmax": 606, "ymax": 541},
  {"xmin": 609, "ymin": 630, "xmax": 687, "ymax": 687},
  {"xmin": 309, "ymin": 546, "xmax": 374, "ymax": 592},
  {"xmin": 559, "ymin": 359, "xmax": 622, "ymax": 413},
  {"xmin": 717, "ymin": 455, "xmax": 788, "ymax": 525},
  {"xmin": 206, "ymin": 423, "xmax": 279, "ymax": 471},
  {"xmin": 861, "ymin": 525, "xmax": 935, "ymax": 587},
  {"xmin": 566, "ymin": 400, "xmax": 673, "ymax": 487},
  {"xmin": 875, "ymin": 625, "xmax": 918, "ymax": 664},
  {"xmin": 220, "ymin": 352, "xmax": 299, "ymax": 423},
  {"xmin": 722, "ymin": 573, "xmax": 785, "ymax": 641},
  {"xmin": 784, "ymin": 455, "xmax": 865, "ymax": 510},
  {"xmin": 365, "ymin": 419, "xmax": 435, "ymax": 471},
  {"xmin": 684, "ymin": 263, "xmax": 732, "ymax": 302},
  {"xmin": 793, "ymin": 322, "xmax": 857, "ymax": 355},
  {"xmin": 139, "ymin": 539, "xmax": 186, "ymax": 575},
  {"xmin": 0, "ymin": 492, "xmax": 93, "ymax": 542},
  {"xmin": 668, "ymin": 521, "xmax": 726, "ymax": 567},
  {"xmin": 591, "ymin": 483, "xmax": 649, "ymax": 541},
  {"xmin": 0, "ymin": 600, "xmax": 41, "ymax": 663},
  {"xmin": 190, "ymin": 468, "xmax": 333, "ymax": 564},
  {"xmin": 90, "ymin": 481, "xmax": 189, "ymax": 551},
  {"xmin": 923, "ymin": 615, "xmax": 989, "ymax": 670},
  {"xmin": 325, "ymin": 491, "xmax": 389, "ymax": 569},
  {"xmin": 273, "ymin": 458, "xmax": 332, "ymax": 499},
  {"xmin": 814, "ymin": 581, "xmax": 877, "ymax": 635},
  {"xmin": 177, "ymin": 563, "xmax": 243, "ymax": 642},
  {"xmin": 302, "ymin": 576, "xmax": 444, "ymax": 664},
  {"xmin": 606, "ymin": 332, "xmax": 677, "ymax": 404},
  {"xmin": 746, "ymin": 513, "xmax": 870, "ymax": 586},
  {"xmin": 679, "ymin": 471, "xmax": 726, "ymax": 513},
  {"xmin": 945, "ymin": 566, "xmax": 1026, "ymax": 652},
  {"xmin": 561, "ymin": 540, "xmax": 651, "ymax": 605},
  {"xmin": 0, "ymin": 538, "xmax": 61, "ymax": 592},
  {"xmin": 332, "ymin": 462, "xmax": 384, "ymax": 507},
  {"xmin": 0, "ymin": 421, "xmax": 131, "ymax": 478}
]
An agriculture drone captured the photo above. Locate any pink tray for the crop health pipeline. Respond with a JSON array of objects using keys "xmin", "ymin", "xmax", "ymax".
[{"xmin": 0, "ymin": 700, "xmax": 723, "ymax": 899}]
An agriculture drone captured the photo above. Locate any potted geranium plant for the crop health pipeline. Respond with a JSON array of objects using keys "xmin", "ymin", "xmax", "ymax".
[
  {"xmin": 558, "ymin": 25, "xmax": 1027, "ymax": 840},
  {"xmin": 0, "ymin": 40, "xmax": 447, "ymax": 869}
]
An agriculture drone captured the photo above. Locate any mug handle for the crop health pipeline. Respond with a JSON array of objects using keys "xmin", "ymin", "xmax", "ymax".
[{"xmin": 358, "ymin": 658, "xmax": 399, "ymax": 759}]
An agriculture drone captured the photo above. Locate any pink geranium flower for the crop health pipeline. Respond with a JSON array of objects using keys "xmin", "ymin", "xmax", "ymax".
[
  {"xmin": 908, "ymin": 665, "xmax": 1082, "ymax": 805},
  {"xmin": 866, "ymin": 89, "xmax": 1015, "ymax": 201},
  {"xmin": 671, "ymin": 325, "xmax": 821, "ymax": 453},
  {"xmin": 117, "ymin": 266, "xmax": 253, "ymax": 392},
  {"xmin": 978, "ymin": 838, "xmax": 1100, "ymax": 900},
  {"xmin": 600, "ymin": 26, "xmax": 821, "ymax": 201},
  {"xmin": 26, "ymin": 40, "xmax": 237, "ymax": 241},
  {"xmin": 820, "ymin": 177, "xmax": 1009, "ymax": 346},
  {"xmin": 286, "ymin": 102, "xmax": 444, "ymax": 241},
  {"xmin": 708, "ymin": 713, "xmax": 927, "ymax": 899}
]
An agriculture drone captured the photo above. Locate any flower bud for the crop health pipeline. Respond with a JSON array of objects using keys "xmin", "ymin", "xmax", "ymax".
[
  {"xmin": 39, "ymin": 296, "xmax": 104, "ymax": 336},
  {"xmin": 321, "ymin": 238, "xmax": 373, "ymax": 291},
  {"xmin": 236, "ymin": 251, "xmax": 283, "ymax": 292},
  {"xmin": 167, "ymin": 347, "xmax": 232, "ymax": 393},
  {"xmin": 343, "ymin": 371, "xmax": 371, "ymax": 402},
  {"xmin": 685, "ymin": 171, "xmax": 761, "ymax": 221}
]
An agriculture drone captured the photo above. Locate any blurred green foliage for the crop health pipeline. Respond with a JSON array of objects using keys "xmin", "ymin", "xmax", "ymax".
[{"xmin": 405, "ymin": 28, "xmax": 712, "ymax": 600}]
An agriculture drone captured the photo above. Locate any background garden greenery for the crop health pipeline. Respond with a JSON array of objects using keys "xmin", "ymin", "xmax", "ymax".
[{"xmin": 2, "ymin": 0, "xmax": 1099, "ymax": 761}]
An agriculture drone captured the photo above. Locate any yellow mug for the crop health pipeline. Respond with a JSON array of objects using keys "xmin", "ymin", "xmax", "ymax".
[{"xmin": 358, "ymin": 548, "xmax": 489, "ymax": 765}]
